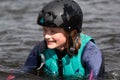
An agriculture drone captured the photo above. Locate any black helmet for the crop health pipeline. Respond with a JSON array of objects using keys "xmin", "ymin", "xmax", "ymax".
[{"xmin": 37, "ymin": 0, "xmax": 83, "ymax": 32}]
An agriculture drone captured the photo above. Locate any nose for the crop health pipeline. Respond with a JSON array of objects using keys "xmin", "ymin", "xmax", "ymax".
[{"xmin": 44, "ymin": 33, "xmax": 52, "ymax": 39}]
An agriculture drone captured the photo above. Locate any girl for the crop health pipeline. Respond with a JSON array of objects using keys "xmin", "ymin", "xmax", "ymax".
[{"xmin": 23, "ymin": 0, "xmax": 104, "ymax": 79}]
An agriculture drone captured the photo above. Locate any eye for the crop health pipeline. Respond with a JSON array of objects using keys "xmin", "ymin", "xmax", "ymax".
[
  {"xmin": 51, "ymin": 30, "xmax": 57, "ymax": 33},
  {"xmin": 43, "ymin": 27, "xmax": 58, "ymax": 34}
]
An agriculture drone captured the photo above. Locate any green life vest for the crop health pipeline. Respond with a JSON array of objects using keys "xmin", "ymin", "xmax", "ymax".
[{"xmin": 39, "ymin": 33, "xmax": 93, "ymax": 79}]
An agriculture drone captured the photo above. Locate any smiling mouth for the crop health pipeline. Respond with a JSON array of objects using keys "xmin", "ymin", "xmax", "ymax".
[{"xmin": 47, "ymin": 40, "xmax": 56, "ymax": 44}]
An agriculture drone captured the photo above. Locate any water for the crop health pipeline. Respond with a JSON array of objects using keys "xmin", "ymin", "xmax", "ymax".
[{"xmin": 0, "ymin": 0, "xmax": 120, "ymax": 79}]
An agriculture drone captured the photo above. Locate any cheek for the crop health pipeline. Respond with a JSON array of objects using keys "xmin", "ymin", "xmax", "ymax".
[{"xmin": 56, "ymin": 34, "xmax": 67, "ymax": 44}]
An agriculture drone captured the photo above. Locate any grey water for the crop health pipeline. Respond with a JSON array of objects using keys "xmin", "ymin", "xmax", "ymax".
[{"xmin": 0, "ymin": 0, "xmax": 120, "ymax": 79}]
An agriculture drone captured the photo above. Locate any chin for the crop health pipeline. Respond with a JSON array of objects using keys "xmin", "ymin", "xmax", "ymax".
[{"xmin": 47, "ymin": 45, "xmax": 56, "ymax": 49}]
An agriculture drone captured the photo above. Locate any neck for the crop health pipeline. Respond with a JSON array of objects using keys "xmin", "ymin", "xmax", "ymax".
[{"xmin": 55, "ymin": 49, "xmax": 67, "ymax": 59}]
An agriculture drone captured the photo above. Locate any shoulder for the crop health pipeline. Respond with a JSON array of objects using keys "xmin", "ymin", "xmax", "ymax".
[
  {"xmin": 85, "ymin": 41, "xmax": 100, "ymax": 52},
  {"xmin": 82, "ymin": 41, "xmax": 102, "ymax": 62},
  {"xmin": 30, "ymin": 40, "xmax": 46, "ymax": 55},
  {"xmin": 80, "ymin": 33, "xmax": 95, "ymax": 47}
]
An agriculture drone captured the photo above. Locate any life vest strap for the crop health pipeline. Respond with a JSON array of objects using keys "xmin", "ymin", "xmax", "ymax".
[{"xmin": 57, "ymin": 59, "xmax": 64, "ymax": 79}]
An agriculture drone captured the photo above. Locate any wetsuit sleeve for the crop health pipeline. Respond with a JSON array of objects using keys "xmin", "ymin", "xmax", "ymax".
[
  {"xmin": 82, "ymin": 41, "xmax": 104, "ymax": 79},
  {"xmin": 22, "ymin": 45, "xmax": 40, "ymax": 73},
  {"xmin": 22, "ymin": 41, "xmax": 44, "ymax": 73}
]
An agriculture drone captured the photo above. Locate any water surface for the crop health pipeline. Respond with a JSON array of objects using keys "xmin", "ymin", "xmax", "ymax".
[{"xmin": 0, "ymin": 0, "xmax": 120, "ymax": 79}]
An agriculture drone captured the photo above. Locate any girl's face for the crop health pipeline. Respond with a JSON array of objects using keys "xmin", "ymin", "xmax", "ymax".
[{"xmin": 43, "ymin": 27, "xmax": 67, "ymax": 50}]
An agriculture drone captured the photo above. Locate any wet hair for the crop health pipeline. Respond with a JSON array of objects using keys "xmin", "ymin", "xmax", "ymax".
[{"xmin": 65, "ymin": 29, "xmax": 81, "ymax": 57}]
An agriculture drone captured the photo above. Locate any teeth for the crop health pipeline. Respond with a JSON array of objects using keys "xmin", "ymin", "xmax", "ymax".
[{"xmin": 48, "ymin": 40, "xmax": 54, "ymax": 42}]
